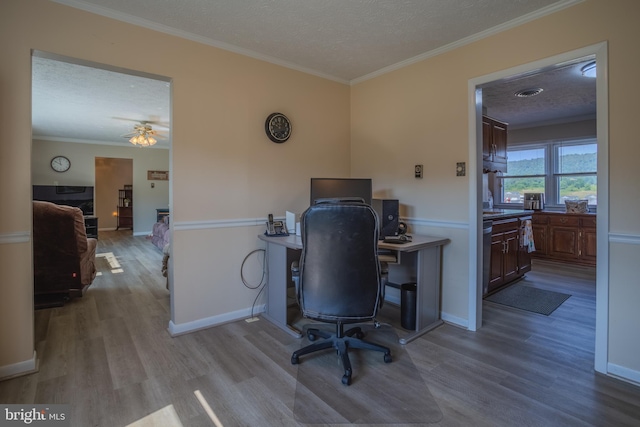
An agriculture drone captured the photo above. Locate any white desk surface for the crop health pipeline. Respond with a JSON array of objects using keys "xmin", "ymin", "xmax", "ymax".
[{"xmin": 258, "ymin": 233, "xmax": 449, "ymax": 251}]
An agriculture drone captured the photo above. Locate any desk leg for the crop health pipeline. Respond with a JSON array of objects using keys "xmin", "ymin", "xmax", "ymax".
[
  {"xmin": 261, "ymin": 242, "xmax": 303, "ymax": 338},
  {"xmin": 399, "ymin": 245, "xmax": 443, "ymax": 345}
]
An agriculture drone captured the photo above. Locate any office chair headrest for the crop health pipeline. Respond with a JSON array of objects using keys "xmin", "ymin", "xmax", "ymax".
[{"xmin": 313, "ymin": 197, "xmax": 367, "ymax": 205}]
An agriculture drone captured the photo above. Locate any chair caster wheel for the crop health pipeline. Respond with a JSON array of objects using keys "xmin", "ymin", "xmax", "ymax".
[
  {"xmin": 354, "ymin": 331, "xmax": 364, "ymax": 339},
  {"xmin": 291, "ymin": 355, "xmax": 299, "ymax": 365},
  {"xmin": 342, "ymin": 374, "xmax": 351, "ymax": 385},
  {"xmin": 384, "ymin": 353, "xmax": 392, "ymax": 363},
  {"xmin": 307, "ymin": 332, "xmax": 317, "ymax": 341}
]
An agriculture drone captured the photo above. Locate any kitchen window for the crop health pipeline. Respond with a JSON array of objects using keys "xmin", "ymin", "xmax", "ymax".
[{"xmin": 498, "ymin": 138, "xmax": 597, "ymax": 207}]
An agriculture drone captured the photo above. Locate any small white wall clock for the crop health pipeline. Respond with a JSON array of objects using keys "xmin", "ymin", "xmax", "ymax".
[{"xmin": 50, "ymin": 155, "xmax": 71, "ymax": 172}]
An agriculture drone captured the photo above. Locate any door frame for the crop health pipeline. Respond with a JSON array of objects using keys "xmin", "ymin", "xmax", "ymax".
[{"xmin": 466, "ymin": 42, "xmax": 609, "ymax": 373}]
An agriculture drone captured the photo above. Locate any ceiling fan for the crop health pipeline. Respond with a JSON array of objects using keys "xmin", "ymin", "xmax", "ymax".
[{"xmin": 121, "ymin": 121, "xmax": 168, "ymax": 147}]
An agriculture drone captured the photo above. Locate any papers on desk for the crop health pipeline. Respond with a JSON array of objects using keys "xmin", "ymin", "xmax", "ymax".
[{"xmin": 286, "ymin": 211, "xmax": 297, "ymax": 234}]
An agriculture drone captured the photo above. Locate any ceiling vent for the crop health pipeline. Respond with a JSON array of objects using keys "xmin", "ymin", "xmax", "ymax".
[{"xmin": 514, "ymin": 88, "xmax": 544, "ymax": 98}]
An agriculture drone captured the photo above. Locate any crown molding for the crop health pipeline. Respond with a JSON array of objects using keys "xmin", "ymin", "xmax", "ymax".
[
  {"xmin": 350, "ymin": 0, "xmax": 584, "ymax": 85},
  {"xmin": 53, "ymin": 0, "xmax": 583, "ymax": 86}
]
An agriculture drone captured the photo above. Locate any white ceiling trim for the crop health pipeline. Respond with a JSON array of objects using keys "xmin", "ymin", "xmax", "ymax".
[
  {"xmin": 34, "ymin": 135, "xmax": 170, "ymax": 149},
  {"xmin": 351, "ymin": 0, "xmax": 584, "ymax": 85}
]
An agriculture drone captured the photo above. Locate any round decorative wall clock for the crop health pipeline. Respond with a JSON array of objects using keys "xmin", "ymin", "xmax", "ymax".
[{"xmin": 265, "ymin": 112, "xmax": 292, "ymax": 143}]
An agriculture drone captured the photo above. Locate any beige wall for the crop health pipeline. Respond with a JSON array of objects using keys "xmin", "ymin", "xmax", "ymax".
[
  {"xmin": 2, "ymin": 0, "xmax": 639, "ymax": 384},
  {"xmin": 352, "ymin": 0, "xmax": 640, "ymax": 378},
  {"xmin": 32, "ymin": 140, "xmax": 169, "ymax": 233},
  {"xmin": 0, "ymin": 0, "xmax": 350, "ymax": 376}
]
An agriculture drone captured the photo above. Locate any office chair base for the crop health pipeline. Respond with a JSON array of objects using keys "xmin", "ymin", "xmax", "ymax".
[{"xmin": 291, "ymin": 324, "xmax": 392, "ymax": 386}]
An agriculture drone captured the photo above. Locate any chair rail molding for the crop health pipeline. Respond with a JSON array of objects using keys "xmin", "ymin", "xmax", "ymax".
[
  {"xmin": 0, "ymin": 231, "xmax": 30, "ymax": 244},
  {"xmin": 609, "ymin": 233, "xmax": 640, "ymax": 245}
]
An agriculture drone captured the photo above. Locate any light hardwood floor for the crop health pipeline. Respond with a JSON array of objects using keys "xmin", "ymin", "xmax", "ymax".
[{"xmin": 2, "ymin": 231, "xmax": 640, "ymax": 426}]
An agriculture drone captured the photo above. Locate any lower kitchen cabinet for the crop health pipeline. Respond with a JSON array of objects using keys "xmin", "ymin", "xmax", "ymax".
[
  {"xmin": 532, "ymin": 212, "xmax": 596, "ymax": 266},
  {"xmin": 487, "ymin": 216, "xmax": 531, "ymax": 295},
  {"xmin": 531, "ymin": 214, "xmax": 548, "ymax": 256}
]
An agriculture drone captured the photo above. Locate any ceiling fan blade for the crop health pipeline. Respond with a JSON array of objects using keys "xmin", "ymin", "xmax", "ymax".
[{"xmin": 112, "ymin": 117, "xmax": 170, "ymax": 128}]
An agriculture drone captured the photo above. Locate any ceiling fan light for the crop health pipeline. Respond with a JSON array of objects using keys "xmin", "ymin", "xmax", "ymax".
[{"xmin": 129, "ymin": 131, "xmax": 157, "ymax": 147}]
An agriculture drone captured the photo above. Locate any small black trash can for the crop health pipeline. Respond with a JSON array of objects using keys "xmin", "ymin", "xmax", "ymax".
[{"xmin": 400, "ymin": 282, "xmax": 417, "ymax": 330}]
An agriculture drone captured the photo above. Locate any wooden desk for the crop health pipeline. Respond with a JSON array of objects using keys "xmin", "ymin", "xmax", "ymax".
[{"xmin": 258, "ymin": 233, "xmax": 449, "ymax": 344}]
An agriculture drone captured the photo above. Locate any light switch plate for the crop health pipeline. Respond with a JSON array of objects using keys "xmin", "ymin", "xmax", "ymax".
[
  {"xmin": 415, "ymin": 164, "xmax": 423, "ymax": 178},
  {"xmin": 456, "ymin": 162, "xmax": 466, "ymax": 176}
]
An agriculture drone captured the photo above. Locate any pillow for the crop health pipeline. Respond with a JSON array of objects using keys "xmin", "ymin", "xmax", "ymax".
[{"xmin": 565, "ymin": 200, "xmax": 588, "ymax": 213}]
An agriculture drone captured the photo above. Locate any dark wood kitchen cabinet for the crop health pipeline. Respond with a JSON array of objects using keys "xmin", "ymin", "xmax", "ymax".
[
  {"xmin": 531, "ymin": 212, "xmax": 596, "ymax": 266},
  {"xmin": 518, "ymin": 216, "xmax": 533, "ymax": 274},
  {"xmin": 488, "ymin": 217, "xmax": 519, "ymax": 293},
  {"xmin": 531, "ymin": 214, "xmax": 549, "ymax": 256},
  {"xmin": 581, "ymin": 215, "xmax": 597, "ymax": 264},
  {"xmin": 482, "ymin": 115, "xmax": 508, "ymax": 173},
  {"xmin": 486, "ymin": 214, "xmax": 533, "ymax": 295}
]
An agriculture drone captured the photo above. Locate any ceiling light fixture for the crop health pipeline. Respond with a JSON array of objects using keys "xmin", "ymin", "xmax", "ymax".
[
  {"xmin": 581, "ymin": 61, "xmax": 596, "ymax": 78},
  {"xmin": 129, "ymin": 131, "xmax": 157, "ymax": 147},
  {"xmin": 514, "ymin": 88, "xmax": 544, "ymax": 98}
]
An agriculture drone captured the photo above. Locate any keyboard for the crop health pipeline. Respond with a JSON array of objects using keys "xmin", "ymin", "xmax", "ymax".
[{"xmin": 383, "ymin": 235, "xmax": 412, "ymax": 244}]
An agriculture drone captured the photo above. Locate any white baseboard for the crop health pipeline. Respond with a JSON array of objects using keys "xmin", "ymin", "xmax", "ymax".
[
  {"xmin": 441, "ymin": 312, "xmax": 468, "ymax": 329},
  {"xmin": 608, "ymin": 362, "xmax": 640, "ymax": 386},
  {"xmin": 0, "ymin": 351, "xmax": 38, "ymax": 381},
  {"xmin": 167, "ymin": 304, "xmax": 266, "ymax": 336}
]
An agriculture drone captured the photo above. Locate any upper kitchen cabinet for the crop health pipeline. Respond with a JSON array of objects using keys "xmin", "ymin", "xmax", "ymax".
[{"xmin": 482, "ymin": 116, "xmax": 508, "ymax": 173}]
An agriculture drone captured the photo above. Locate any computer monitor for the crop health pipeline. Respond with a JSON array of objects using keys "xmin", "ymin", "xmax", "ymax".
[{"xmin": 310, "ymin": 178, "xmax": 372, "ymax": 206}]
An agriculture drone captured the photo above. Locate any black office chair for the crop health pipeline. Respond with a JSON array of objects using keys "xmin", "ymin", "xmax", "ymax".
[{"xmin": 290, "ymin": 199, "xmax": 392, "ymax": 385}]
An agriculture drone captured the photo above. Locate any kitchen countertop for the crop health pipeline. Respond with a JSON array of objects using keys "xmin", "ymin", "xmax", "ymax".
[{"xmin": 482, "ymin": 208, "xmax": 534, "ymax": 220}]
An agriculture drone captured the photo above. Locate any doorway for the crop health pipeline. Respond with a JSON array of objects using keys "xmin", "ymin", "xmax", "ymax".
[
  {"xmin": 95, "ymin": 157, "xmax": 133, "ymax": 231},
  {"xmin": 467, "ymin": 42, "xmax": 609, "ymax": 372},
  {"xmin": 31, "ymin": 51, "xmax": 172, "ymax": 310}
]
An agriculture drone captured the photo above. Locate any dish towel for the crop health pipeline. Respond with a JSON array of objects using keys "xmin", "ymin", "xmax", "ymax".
[{"xmin": 521, "ymin": 219, "xmax": 536, "ymax": 253}]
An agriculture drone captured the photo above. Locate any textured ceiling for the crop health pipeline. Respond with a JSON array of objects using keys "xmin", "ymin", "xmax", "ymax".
[
  {"xmin": 33, "ymin": 0, "xmax": 594, "ymax": 147},
  {"xmin": 482, "ymin": 57, "xmax": 597, "ymax": 129},
  {"xmin": 54, "ymin": 0, "xmax": 575, "ymax": 83},
  {"xmin": 32, "ymin": 53, "xmax": 171, "ymax": 147}
]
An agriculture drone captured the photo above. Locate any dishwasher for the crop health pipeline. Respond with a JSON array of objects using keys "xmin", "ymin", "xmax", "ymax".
[{"xmin": 482, "ymin": 220, "xmax": 492, "ymax": 295}]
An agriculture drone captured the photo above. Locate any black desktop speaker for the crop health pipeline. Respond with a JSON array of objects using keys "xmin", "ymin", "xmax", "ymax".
[{"xmin": 372, "ymin": 199, "xmax": 399, "ymax": 239}]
